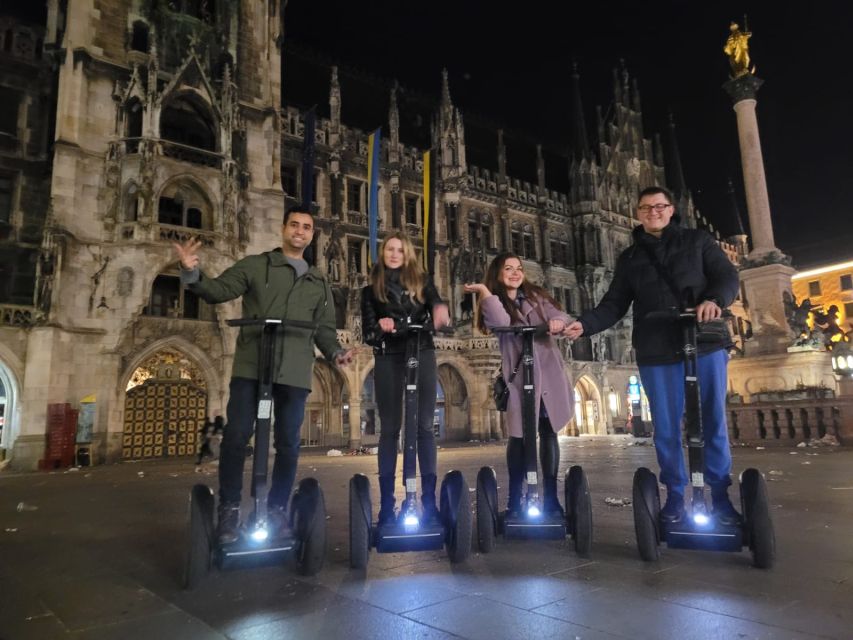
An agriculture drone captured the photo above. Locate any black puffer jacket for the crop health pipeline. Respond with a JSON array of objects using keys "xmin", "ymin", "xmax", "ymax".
[
  {"xmin": 578, "ymin": 222, "xmax": 739, "ymax": 365},
  {"xmin": 361, "ymin": 271, "xmax": 445, "ymax": 355}
]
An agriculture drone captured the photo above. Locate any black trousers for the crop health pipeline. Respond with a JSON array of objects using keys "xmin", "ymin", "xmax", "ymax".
[
  {"xmin": 218, "ymin": 377, "xmax": 309, "ymax": 508},
  {"xmin": 375, "ymin": 349, "xmax": 438, "ymax": 485}
]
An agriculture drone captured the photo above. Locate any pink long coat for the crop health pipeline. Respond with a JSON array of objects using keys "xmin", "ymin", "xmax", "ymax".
[{"xmin": 481, "ymin": 295, "xmax": 574, "ymax": 438}]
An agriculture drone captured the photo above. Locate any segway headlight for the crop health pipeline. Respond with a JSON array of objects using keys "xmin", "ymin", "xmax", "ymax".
[
  {"xmin": 251, "ymin": 526, "xmax": 269, "ymax": 542},
  {"xmin": 527, "ymin": 505, "xmax": 541, "ymax": 518},
  {"xmin": 403, "ymin": 514, "xmax": 419, "ymax": 527},
  {"xmin": 692, "ymin": 512, "xmax": 710, "ymax": 527}
]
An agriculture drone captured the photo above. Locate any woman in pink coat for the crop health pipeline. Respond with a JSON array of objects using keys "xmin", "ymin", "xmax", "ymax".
[{"xmin": 465, "ymin": 253, "xmax": 575, "ymax": 516}]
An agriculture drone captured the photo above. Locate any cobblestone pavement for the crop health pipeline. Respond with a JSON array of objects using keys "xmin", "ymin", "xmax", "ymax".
[{"xmin": 1, "ymin": 437, "xmax": 851, "ymax": 639}]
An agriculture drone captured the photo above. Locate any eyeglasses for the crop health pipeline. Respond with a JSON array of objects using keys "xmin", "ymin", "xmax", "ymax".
[{"xmin": 637, "ymin": 203, "xmax": 672, "ymax": 214}]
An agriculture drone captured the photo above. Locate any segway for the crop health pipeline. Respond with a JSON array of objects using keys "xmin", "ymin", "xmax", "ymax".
[
  {"xmin": 184, "ymin": 318, "xmax": 327, "ymax": 589},
  {"xmin": 632, "ymin": 308, "xmax": 775, "ymax": 568},
  {"xmin": 349, "ymin": 323, "xmax": 472, "ymax": 568},
  {"xmin": 476, "ymin": 325, "xmax": 593, "ymax": 557}
]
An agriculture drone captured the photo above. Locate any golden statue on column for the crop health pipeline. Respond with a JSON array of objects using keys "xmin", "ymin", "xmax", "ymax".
[{"xmin": 724, "ymin": 21, "xmax": 755, "ymax": 78}]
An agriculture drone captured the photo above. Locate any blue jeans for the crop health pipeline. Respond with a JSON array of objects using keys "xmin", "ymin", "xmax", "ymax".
[
  {"xmin": 219, "ymin": 377, "xmax": 310, "ymax": 507},
  {"xmin": 639, "ymin": 349, "xmax": 732, "ymax": 495}
]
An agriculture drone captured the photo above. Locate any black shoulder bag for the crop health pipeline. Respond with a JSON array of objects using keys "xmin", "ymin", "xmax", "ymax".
[
  {"xmin": 493, "ymin": 352, "xmax": 522, "ymax": 412},
  {"xmin": 640, "ymin": 244, "xmax": 732, "ymax": 347}
]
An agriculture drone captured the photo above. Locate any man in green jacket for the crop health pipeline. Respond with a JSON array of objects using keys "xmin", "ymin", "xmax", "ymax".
[{"xmin": 174, "ymin": 206, "xmax": 354, "ymax": 543}]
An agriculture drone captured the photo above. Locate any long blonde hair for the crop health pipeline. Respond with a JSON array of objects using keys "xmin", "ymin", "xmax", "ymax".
[{"xmin": 370, "ymin": 232, "xmax": 426, "ymax": 303}]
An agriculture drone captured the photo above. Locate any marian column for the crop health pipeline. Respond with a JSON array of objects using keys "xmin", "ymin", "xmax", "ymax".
[{"xmin": 722, "ymin": 22, "xmax": 794, "ymax": 355}]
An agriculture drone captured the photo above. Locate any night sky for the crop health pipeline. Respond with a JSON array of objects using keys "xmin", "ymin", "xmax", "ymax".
[{"xmin": 283, "ymin": 1, "xmax": 852, "ymax": 269}]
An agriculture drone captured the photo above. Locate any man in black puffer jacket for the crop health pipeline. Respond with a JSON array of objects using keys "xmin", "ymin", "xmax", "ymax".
[{"xmin": 565, "ymin": 186, "xmax": 740, "ymax": 525}]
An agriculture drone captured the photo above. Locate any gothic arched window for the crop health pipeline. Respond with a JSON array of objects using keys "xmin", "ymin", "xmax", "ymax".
[
  {"xmin": 160, "ymin": 94, "xmax": 217, "ymax": 154},
  {"xmin": 510, "ymin": 221, "xmax": 522, "ymax": 256},
  {"xmin": 157, "ymin": 180, "xmax": 212, "ymax": 230},
  {"xmin": 522, "ymin": 224, "xmax": 535, "ymax": 259}
]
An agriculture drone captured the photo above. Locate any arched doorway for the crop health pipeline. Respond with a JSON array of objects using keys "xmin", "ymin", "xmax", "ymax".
[
  {"xmin": 436, "ymin": 363, "xmax": 470, "ymax": 441},
  {"xmin": 122, "ymin": 348, "xmax": 207, "ymax": 459},
  {"xmin": 570, "ymin": 375, "xmax": 603, "ymax": 435},
  {"xmin": 0, "ymin": 359, "xmax": 20, "ymax": 459},
  {"xmin": 302, "ymin": 360, "xmax": 348, "ymax": 447}
]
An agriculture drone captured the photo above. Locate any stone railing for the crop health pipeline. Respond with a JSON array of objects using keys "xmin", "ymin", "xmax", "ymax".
[
  {"xmin": 118, "ymin": 223, "xmax": 219, "ymax": 248},
  {"xmin": 727, "ymin": 397, "xmax": 853, "ymax": 445},
  {"xmin": 0, "ymin": 304, "xmax": 39, "ymax": 327}
]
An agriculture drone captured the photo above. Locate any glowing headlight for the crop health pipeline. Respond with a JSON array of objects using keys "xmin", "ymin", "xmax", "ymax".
[
  {"xmin": 692, "ymin": 513, "xmax": 710, "ymax": 526},
  {"xmin": 251, "ymin": 527, "xmax": 269, "ymax": 542},
  {"xmin": 403, "ymin": 514, "xmax": 419, "ymax": 527},
  {"xmin": 527, "ymin": 505, "xmax": 541, "ymax": 518}
]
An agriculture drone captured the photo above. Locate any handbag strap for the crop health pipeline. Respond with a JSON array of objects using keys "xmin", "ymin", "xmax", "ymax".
[
  {"xmin": 506, "ymin": 352, "xmax": 523, "ymax": 383},
  {"xmin": 639, "ymin": 243, "xmax": 687, "ymax": 310}
]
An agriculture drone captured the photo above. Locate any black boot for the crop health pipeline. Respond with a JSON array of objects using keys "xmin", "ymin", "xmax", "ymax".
[
  {"xmin": 217, "ymin": 501, "xmax": 241, "ymax": 545},
  {"xmin": 377, "ymin": 475, "xmax": 396, "ymax": 526},
  {"xmin": 539, "ymin": 429, "xmax": 563, "ymax": 516},
  {"xmin": 421, "ymin": 474, "xmax": 440, "ymax": 524},
  {"xmin": 506, "ymin": 437, "xmax": 525, "ymax": 517},
  {"xmin": 711, "ymin": 485, "xmax": 741, "ymax": 526}
]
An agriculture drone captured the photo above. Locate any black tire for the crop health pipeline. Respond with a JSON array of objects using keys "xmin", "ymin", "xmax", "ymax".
[
  {"xmin": 476, "ymin": 467, "xmax": 498, "ymax": 553},
  {"xmin": 566, "ymin": 466, "xmax": 593, "ymax": 558},
  {"xmin": 740, "ymin": 468, "xmax": 775, "ymax": 569},
  {"xmin": 291, "ymin": 478, "xmax": 327, "ymax": 576},
  {"xmin": 441, "ymin": 470, "xmax": 472, "ymax": 563},
  {"xmin": 632, "ymin": 467, "xmax": 661, "ymax": 562},
  {"xmin": 349, "ymin": 474, "xmax": 371, "ymax": 569},
  {"xmin": 183, "ymin": 484, "xmax": 215, "ymax": 590}
]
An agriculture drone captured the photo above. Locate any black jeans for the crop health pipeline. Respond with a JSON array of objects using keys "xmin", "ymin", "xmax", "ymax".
[
  {"xmin": 375, "ymin": 349, "xmax": 437, "ymax": 484},
  {"xmin": 219, "ymin": 377, "xmax": 310, "ymax": 508}
]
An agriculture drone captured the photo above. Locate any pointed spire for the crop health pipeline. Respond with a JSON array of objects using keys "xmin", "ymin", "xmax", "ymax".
[
  {"xmin": 536, "ymin": 143, "xmax": 546, "ymax": 195},
  {"xmin": 569, "ymin": 61, "xmax": 590, "ymax": 161},
  {"xmin": 631, "ymin": 78, "xmax": 641, "ymax": 113},
  {"xmin": 663, "ymin": 111, "xmax": 687, "ymax": 201},
  {"xmin": 497, "ymin": 128, "xmax": 506, "ymax": 180},
  {"xmin": 388, "ymin": 80, "xmax": 400, "ymax": 164},
  {"xmin": 612, "ymin": 67, "xmax": 622, "ymax": 105},
  {"xmin": 441, "ymin": 68, "xmax": 452, "ymax": 108},
  {"xmin": 329, "ymin": 65, "xmax": 341, "ymax": 129}
]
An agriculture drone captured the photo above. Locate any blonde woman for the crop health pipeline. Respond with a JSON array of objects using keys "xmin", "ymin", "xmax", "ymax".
[{"xmin": 361, "ymin": 233, "xmax": 450, "ymax": 524}]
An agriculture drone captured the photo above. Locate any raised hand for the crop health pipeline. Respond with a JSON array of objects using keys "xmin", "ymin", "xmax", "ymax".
[
  {"xmin": 463, "ymin": 283, "xmax": 491, "ymax": 298},
  {"xmin": 173, "ymin": 237, "xmax": 202, "ymax": 271}
]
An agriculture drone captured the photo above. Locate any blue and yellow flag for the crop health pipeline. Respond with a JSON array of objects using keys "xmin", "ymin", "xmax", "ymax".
[
  {"xmin": 367, "ymin": 128, "xmax": 381, "ymax": 266},
  {"xmin": 422, "ymin": 150, "xmax": 436, "ymax": 275}
]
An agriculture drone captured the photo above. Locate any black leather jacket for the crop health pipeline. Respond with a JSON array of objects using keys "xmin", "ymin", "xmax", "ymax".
[{"xmin": 361, "ymin": 276, "xmax": 444, "ymax": 355}]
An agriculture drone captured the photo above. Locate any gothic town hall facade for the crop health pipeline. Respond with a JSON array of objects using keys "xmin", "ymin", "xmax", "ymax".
[{"xmin": 0, "ymin": 1, "xmax": 746, "ymax": 469}]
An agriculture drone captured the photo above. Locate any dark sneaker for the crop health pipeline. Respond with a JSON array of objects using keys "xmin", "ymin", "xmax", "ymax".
[
  {"xmin": 544, "ymin": 497, "xmax": 565, "ymax": 518},
  {"xmin": 660, "ymin": 492, "xmax": 685, "ymax": 524},
  {"xmin": 216, "ymin": 502, "xmax": 241, "ymax": 545},
  {"xmin": 712, "ymin": 493, "xmax": 742, "ymax": 526},
  {"xmin": 377, "ymin": 507, "xmax": 396, "ymax": 527},
  {"xmin": 267, "ymin": 505, "xmax": 292, "ymax": 538}
]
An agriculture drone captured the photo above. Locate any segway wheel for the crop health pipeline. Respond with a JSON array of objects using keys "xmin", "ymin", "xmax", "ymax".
[
  {"xmin": 565, "ymin": 466, "xmax": 593, "ymax": 557},
  {"xmin": 349, "ymin": 474, "xmax": 372, "ymax": 569},
  {"xmin": 740, "ymin": 468, "xmax": 775, "ymax": 570},
  {"xmin": 632, "ymin": 467, "xmax": 661, "ymax": 562},
  {"xmin": 183, "ymin": 484, "xmax": 215, "ymax": 590},
  {"xmin": 475, "ymin": 466, "xmax": 498, "ymax": 553},
  {"xmin": 291, "ymin": 477, "xmax": 327, "ymax": 576},
  {"xmin": 440, "ymin": 470, "xmax": 472, "ymax": 563}
]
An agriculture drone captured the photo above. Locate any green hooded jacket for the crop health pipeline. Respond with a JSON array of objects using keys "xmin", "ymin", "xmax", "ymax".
[{"xmin": 188, "ymin": 248, "xmax": 340, "ymax": 390}]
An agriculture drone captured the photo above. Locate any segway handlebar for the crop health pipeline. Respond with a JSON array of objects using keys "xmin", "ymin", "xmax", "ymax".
[
  {"xmin": 394, "ymin": 320, "xmax": 456, "ymax": 336},
  {"xmin": 226, "ymin": 318, "xmax": 319, "ymax": 330},
  {"xmin": 491, "ymin": 324, "xmax": 550, "ymax": 337},
  {"xmin": 644, "ymin": 308, "xmax": 733, "ymax": 323}
]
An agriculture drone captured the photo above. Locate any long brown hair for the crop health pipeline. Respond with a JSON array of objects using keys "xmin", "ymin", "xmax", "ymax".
[
  {"xmin": 475, "ymin": 252, "xmax": 561, "ymax": 334},
  {"xmin": 370, "ymin": 232, "xmax": 426, "ymax": 303}
]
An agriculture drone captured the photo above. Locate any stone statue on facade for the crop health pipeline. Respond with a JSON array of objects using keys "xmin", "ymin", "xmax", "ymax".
[
  {"xmin": 724, "ymin": 21, "xmax": 755, "ymax": 78},
  {"xmin": 783, "ymin": 291, "xmax": 812, "ymax": 342}
]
